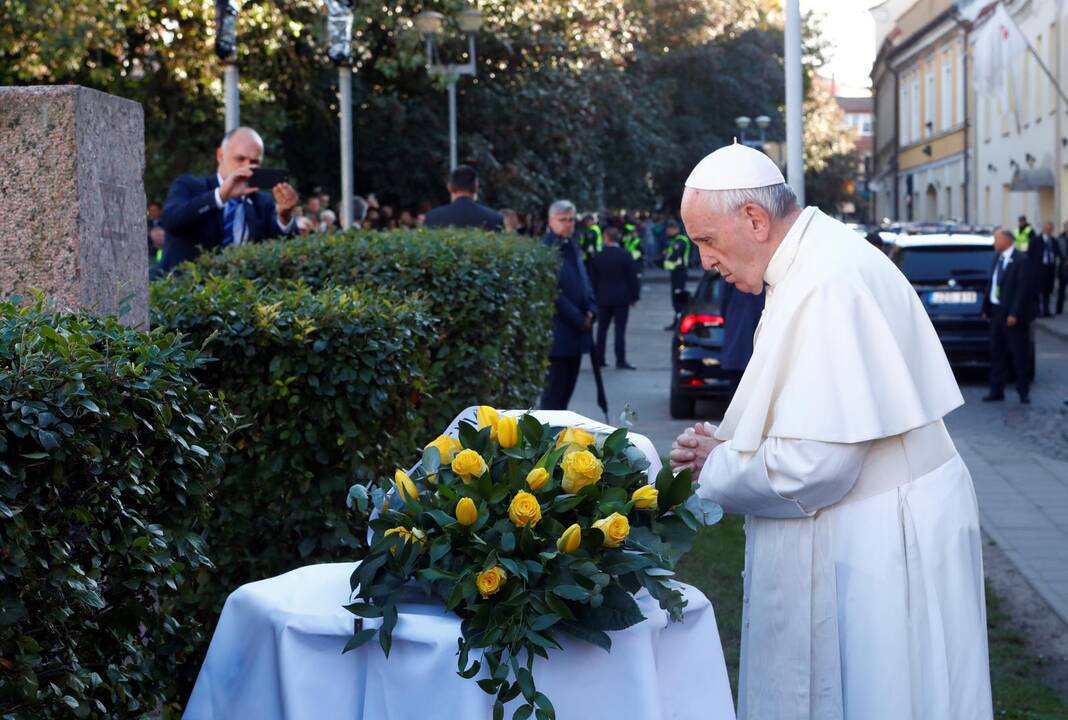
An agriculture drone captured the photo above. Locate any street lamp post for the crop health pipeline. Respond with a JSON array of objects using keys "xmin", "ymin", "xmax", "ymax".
[
  {"xmin": 215, "ymin": 0, "xmax": 241, "ymax": 131},
  {"xmin": 414, "ymin": 7, "xmax": 483, "ymax": 171},
  {"xmin": 734, "ymin": 115, "xmax": 771, "ymax": 149},
  {"xmin": 326, "ymin": 0, "xmax": 356, "ymax": 230}
]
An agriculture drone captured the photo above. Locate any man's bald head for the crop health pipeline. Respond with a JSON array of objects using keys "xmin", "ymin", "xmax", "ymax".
[{"xmin": 216, "ymin": 127, "xmax": 264, "ymax": 178}]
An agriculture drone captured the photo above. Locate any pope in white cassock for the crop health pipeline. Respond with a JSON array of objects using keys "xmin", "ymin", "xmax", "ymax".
[{"xmin": 670, "ymin": 143, "xmax": 993, "ymax": 720}]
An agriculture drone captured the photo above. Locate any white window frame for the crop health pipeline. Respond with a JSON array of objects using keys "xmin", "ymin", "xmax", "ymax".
[{"xmin": 941, "ymin": 47, "xmax": 953, "ymax": 130}]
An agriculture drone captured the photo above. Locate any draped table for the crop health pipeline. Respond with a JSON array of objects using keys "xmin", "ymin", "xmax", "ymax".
[{"xmin": 184, "ymin": 409, "xmax": 736, "ymax": 720}]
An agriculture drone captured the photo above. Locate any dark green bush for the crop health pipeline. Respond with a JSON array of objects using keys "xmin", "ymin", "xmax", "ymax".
[
  {"xmin": 150, "ymin": 275, "xmax": 436, "ymax": 593},
  {"xmin": 0, "ymin": 300, "xmax": 235, "ymax": 719},
  {"xmin": 191, "ymin": 229, "xmax": 559, "ymax": 432}
]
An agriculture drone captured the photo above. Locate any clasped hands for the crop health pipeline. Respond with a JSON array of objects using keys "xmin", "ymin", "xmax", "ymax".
[{"xmin": 669, "ymin": 421, "xmax": 722, "ymax": 475}]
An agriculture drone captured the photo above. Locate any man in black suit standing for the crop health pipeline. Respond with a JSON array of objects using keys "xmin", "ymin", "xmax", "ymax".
[
  {"xmin": 1037, "ymin": 222, "xmax": 1061, "ymax": 317},
  {"xmin": 423, "ymin": 165, "xmax": 504, "ymax": 231},
  {"xmin": 983, "ymin": 228, "xmax": 1035, "ymax": 404},
  {"xmin": 159, "ymin": 127, "xmax": 298, "ymax": 273},
  {"xmin": 589, "ymin": 226, "xmax": 640, "ymax": 370},
  {"xmin": 1057, "ymin": 221, "xmax": 1068, "ymax": 315},
  {"xmin": 540, "ymin": 200, "xmax": 596, "ymax": 411}
]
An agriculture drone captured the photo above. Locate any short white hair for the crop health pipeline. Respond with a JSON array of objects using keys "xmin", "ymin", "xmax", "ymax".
[
  {"xmin": 548, "ymin": 200, "xmax": 576, "ymax": 218},
  {"xmin": 703, "ymin": 183, "xmax": 798, "ymax": 221},
  {"xmin": 320, "ymin": 209, "xmax": 337, "ymax": 223}
]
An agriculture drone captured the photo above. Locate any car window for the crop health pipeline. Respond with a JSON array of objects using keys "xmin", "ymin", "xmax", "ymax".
[
  {"xmin": 894, "ymin": 246, "xmax": 994, "ymax": 282},
  {"xmin": 693, "ymin": 274, "xmax": 723, "ymax": 303}
]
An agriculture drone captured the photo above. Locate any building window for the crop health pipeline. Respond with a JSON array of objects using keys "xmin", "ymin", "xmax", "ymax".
[
  {"xmin": 912, "ymin": 75, "xmax": 921, "ymax": 142},
  {"xmin": 1035, "ymin": 34, "xmax": 1042, "ymax": 121},
  {"xmin": 1050, "ymin": 23, "xmax": 1057, "ymax": 113},
  {"xmin": 942, "ymin": 47, "xmax": 952, "ymax": 130},
  {"xmin": 925, "ymin": 66, "xmax": 935, "ymax": 136},
  {"xmin": 900, "ymin": 76, "xmax": 910, "ymax": 146},
  {"xmin": 956, "ymin": 43, "xmax": 965, "ymax": 127}
]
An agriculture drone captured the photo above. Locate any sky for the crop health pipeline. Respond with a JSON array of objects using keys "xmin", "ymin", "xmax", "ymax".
[{"xmin": 801, "ymin": 0, "xmax": 879, "ymax": 94}]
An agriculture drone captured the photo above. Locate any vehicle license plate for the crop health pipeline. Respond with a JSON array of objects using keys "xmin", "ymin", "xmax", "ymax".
[{"xmin": 929, "ymin": 291, "xmax": 977, "ymax": 304}]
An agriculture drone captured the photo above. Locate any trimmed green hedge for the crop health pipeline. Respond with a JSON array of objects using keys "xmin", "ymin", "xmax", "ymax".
[
  {"xmin": 0, "ymin": 300, "xmax": 235, "ymax": 718},
  {"xmin": 191, "ymin": 229, "xmax": 559, "ymax": 433},
  {"xmin": 151, "ymin": 275, "xmax": 437, "ymax": 591}
]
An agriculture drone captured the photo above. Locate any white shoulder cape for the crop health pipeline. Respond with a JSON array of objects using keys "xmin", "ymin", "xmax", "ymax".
[{"xmin": 715, "ymin": 210, "xmax": 964, "ymax": 453}]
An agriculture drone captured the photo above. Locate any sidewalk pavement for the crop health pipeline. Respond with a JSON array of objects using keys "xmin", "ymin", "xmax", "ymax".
[{"xmin": 1036, "ymin": 311, "xmax": 1068, "ymax": 342}]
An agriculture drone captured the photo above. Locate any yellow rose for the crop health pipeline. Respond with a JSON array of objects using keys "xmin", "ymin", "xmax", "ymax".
[
  {"xmin": 555, "ymin": 426, "xmax": 596, "ymax": 453},
  {"xmin": 477, "ymin": 406, "xmax": 500, "ymax": 440},
  {"xmin": 557, "ymin": 523, "xmax": 582, "ymax": 553},
  {"xmin": 451, "ymin": 449, "xmax": 488, "ymax": 484},
  {"xmin": 592, "ymin": 513, "xmax": 630, "ymax": 548},
  {"xmin": 496, "ymin": 415, "xmax": 519, "ymax": 448},
  {"xmin": 476, "ymin": 566, "xmax": 507, "ymax": 597},
  {"xmin": 508, "ymin": 490, "xmax": 542, "ymax": 528},
  {"xmin": 525, "ymin": 467, "xmax": 550, "ymax": 492},
  {"xmin": 383, "ymin": 525, "xmax": 427, "ymax": 554},
  {"xmin": 425, "ymin": 435, "xmax": 463, "ymax": 464},
  {"xmin": 455, "ymin": 497, "xmax": 478, "ymax": 526},
  {"xmin": 631, "ymin": 485, "xmax": 659, "ymax": 509},
  {"xmin": 394, "ymin": 469, "xmax": 419, "ymax": 504},
  {"xmin": 560, "ymin": 450, "xmax": 603, "ymax": 494}
]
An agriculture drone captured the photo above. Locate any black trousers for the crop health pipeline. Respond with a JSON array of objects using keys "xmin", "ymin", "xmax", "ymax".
[
  {"xmin": 540, "ymin": 356, "xmax": 582, "ymax": 410},
  {"xmin": 596, "ymin": 305, "xmax": 630, "ymax": 366},
  {"xmin": 670, "ymin": 271, "xmax": 688, "ymax": 315},
  {"xmin": 989, "ymin": 316, "xmax": 1031, "ymax": 398},
  {"xmin": 1056, "ymin": 269, "xmax": 1067, "ymax": 314},
  {"xmin": 1040, "ymin": 265, "xmax": 1056, "ymax": 316}
]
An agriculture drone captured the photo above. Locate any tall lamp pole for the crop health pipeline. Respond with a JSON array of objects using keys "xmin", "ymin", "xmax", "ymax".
[
  {"xmin": 215, "ymin": 0, "xmax": 241, "ymax": 131},
  {"xmin": 326, "ymin": 0, "xmax": 356, "ymax": 230},
  {"xmin": 785, "ymin": 0, "xmax": 805, "ymax": 205},
  {"xmin": 414, "ymin": 7, "xmax": 483, "ymax": 171}
]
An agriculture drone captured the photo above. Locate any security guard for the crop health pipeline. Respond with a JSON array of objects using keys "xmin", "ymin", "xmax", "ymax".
[
  {"xmin": 622, "ymin": 218, "xmax": 643, "ymax": 264},
  {"xmin": 662, "ymin": 220, "xmax": 691, "ymax": 330},
  {"xmin": 1015, "ymin": 215, "xmax": 1035, "ymax": 252},
  {"xmin": 579, "ymin": 215, "xmax": 603, "ymax": 263}
]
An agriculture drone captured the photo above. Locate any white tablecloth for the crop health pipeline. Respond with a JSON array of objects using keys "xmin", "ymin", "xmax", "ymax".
[{"xmin": 184, "ymin": 561, "xmax": 736, "ymax": 720}]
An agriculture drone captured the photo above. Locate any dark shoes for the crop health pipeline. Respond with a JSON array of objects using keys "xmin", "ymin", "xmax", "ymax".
[
  {"xmin": 982, "ymin": 393, "xmax": 1005, "ymax": 402},
  {"xmin": 616, "ymin": 363, "xmax": 637, "ymax": 370},
  {"xmin": 1020, "ymin": 395, "xmax": 1031, "ymax": 404},
  {"xmin": 663, "ymin": 323, "xmax": 677, "ymax": 331}
]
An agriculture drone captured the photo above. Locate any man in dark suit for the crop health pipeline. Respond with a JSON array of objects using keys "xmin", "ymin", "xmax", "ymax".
[
  {"xmin": 589, "ymin": 226, "xmax": 640, "ymax": 370},
  {"xmin": 159, "ymin": 127, "xmax": 298, "ymax": 273},
  {"xmin": 1057, "ymin": 221, "xmax": 1068, "ymax": 315},
  {"xmin": 1037, "ymin": 222, "xmax": 1060, "ymax": 317},
  {"xmin": 719, "ymin": 279, "xmax": 765, "ymax": 397},
  {"xmin": 423, "ymin": 165, "xmax": 503, "ymax": 231},
  {"xmin": 540, "ymin": 200, "xmax": 596, "ymax": 411},
  {"xmin": 983, "ymin": 228, "xmax": 1035, "ymax": 404}
]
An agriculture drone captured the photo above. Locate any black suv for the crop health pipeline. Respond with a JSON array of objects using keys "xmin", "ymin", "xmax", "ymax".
[
  {"xmin": 888, "ymin": 233, "xmax": 995, "ymax": 367},
  {"xmin": 669, "ymin": 271, "xmax": 732, "ymax": 418}
]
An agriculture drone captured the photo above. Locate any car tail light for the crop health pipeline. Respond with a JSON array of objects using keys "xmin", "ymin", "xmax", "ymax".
[
  {"xmin": 685, "ymin": 379, "xmax": 704, "ymax": 387},
  {"xmin": 679, "ymin": 314, "xmax": 725, "ymax": 334}
]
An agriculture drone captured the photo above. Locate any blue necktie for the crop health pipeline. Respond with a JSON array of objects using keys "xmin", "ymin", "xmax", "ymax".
[{"xmin": 222, "ymin": 199, "xmax": 241, "ymax": 246}]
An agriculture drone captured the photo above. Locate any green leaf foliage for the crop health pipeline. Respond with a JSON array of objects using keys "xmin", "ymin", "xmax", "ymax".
[
  {"xmin": 188, "ymin": 229, "xmax": 559, "ymax": 435},
  {"xmin": 0, "ymin": 300, "xmax": 235, "ymax": 718}
]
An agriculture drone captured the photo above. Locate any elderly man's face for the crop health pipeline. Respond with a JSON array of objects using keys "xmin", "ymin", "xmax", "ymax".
[
  {"xmin": 216, "ymin": 130, "xmax": 262, "ymax": 178},
  {"xmin": 549, "ymin": 212, "xmax": 576, "ymax": 238},
  {"xmin": 993, "ymin": 230, "xmax": 1014, "ymax": 253},
  {"xmin": 680, "ymin": 188, "xmax": 773, "ymax": 294},
  {"xmin": 1043, "ymin": 222, "xmax": 1054, "ymax": 234}
]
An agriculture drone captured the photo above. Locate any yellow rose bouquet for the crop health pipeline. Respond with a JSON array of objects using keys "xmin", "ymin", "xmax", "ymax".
[{"xmin": 344, "ymin": 407, "xmax": 722, "ymax": 720}]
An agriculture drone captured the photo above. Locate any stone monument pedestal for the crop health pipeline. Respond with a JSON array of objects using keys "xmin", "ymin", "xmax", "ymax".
[{"xmin": 0, "ymin": 85, "xmax": 149, "ymax": 328}]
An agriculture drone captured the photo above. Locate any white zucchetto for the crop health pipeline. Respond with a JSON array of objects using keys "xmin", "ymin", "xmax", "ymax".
[{"xmin": 685, "ymin": 141, "xmax": 786, "ymax": 191}]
